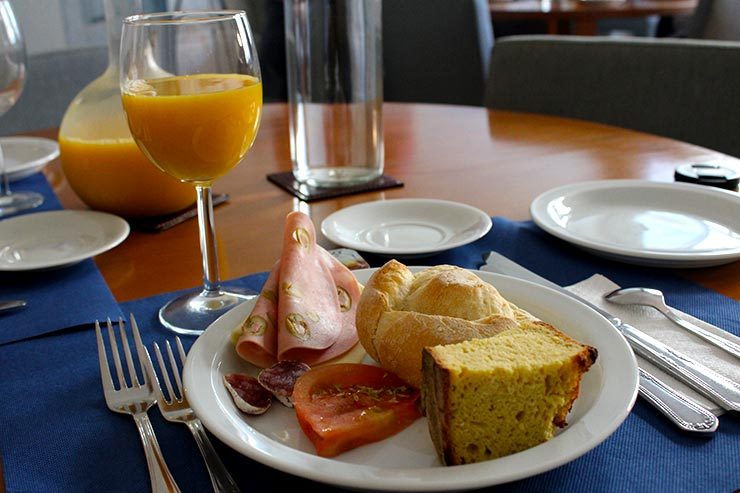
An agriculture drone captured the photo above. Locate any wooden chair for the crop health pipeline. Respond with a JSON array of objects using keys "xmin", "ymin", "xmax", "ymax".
[{"xmin": 484, "ymin": 35, "xmax": 740, "ymax": 158}]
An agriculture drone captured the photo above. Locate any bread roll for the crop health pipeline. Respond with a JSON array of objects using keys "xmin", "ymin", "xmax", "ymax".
[{"xmin": 355, "ymin": 260, "xmax": 518, "ymax": 387}]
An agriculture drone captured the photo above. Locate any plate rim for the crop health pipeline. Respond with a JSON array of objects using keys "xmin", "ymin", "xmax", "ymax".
[
  {"xmin": 320, "ymin": 198, "xmax": 493, "ymax": 255},
  {"xmin": 0, "ymin": 210, "xmax": 130, "ymax": 271},
  {"xmin": 183, "ymin": 267, "xmax": 638, "ymax": 491},
  {"xmin": 0, "ymin": 136, "xmax": 60, "ymax": 182},
  {"xmin": 530, "ymin": 179, "xmax": 740, "ymax": 264}
]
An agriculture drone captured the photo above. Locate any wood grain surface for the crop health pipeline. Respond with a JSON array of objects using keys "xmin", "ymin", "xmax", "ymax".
[{"xmin": 36, "ymin": 103, "xmax": 740, "ymax": 301}]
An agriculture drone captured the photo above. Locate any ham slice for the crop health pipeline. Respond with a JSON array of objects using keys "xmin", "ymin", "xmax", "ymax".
[{"xmin": 236, "ymin": 211, "xmax": 361, "ymax": 367}]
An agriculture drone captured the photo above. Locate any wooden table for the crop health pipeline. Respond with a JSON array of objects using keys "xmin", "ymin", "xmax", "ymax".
[
  {"xmin": 39, "ymin": 102, "xmax": 740, "ymax": 301},
  {"xmin": 489, "ymin": 0, "xmax": 697, "ymax": 35}
]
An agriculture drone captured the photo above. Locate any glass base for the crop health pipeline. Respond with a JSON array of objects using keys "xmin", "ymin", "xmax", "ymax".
[
  {"xmin": 0, "ymin": 191, "xmax": 44, "ymax": 217},
  {"xmin": 293, "ymin": 167, "xmax": 381, "ymax": 188},
  {"xmin": 158, "ymin": 287, "xmax": 256, "ymax": 336}
]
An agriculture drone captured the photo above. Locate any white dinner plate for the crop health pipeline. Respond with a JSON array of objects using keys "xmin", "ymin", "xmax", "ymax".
[
  {"xmin": 321, "ymin": 199, "xmax": 492, "ymax": 256},
  {"xmin": 0, "ymin": 136, "xmax": 60, "ymax": 182},
  {"xmin": 183, "ymin": 268, "xmax": 638, "ymax": 492},
  {"xmin": 530, "ymin": 180, "xmax": 740, "ymax": 268},
  {"xmin": 0, "ymin": 210, "xmax": 130, "ymax": 271}
]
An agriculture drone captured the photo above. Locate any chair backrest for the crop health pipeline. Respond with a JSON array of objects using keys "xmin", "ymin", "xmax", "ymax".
[
  {"xmin": 484, "ymin": 35, "xmax": 740, "ymax": 158},
  {"xmin": 0, "ymin": 45, "xmax": 107, "ymax": 136},
  {"xmin": 382, "ymin": 0, "xmax": 494, "ymax": 106},
  {"xmin": 225, "ymin": 0, "xmax": 287, "ymax": 102},
  {"xmin": 689, "ymin": 0, "xmax": 740, "ymax": 41},
  {"xmin": 227, "ymin": 0, "xmax": 494, "ymax": 106}
]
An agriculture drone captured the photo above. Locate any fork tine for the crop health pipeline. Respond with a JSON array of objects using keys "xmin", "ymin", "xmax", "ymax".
[
  {"xmin": 172, "ymin": 337, "xmax": 186, "ymax": 396},
  {"xmin": 95, "ymin": 321, "xmax": 114, "ymax": 394},
  {"xmin": 106, "ymin": 318, "xmax": 126, "ymax": 390},
  {"xmin": 165, "ymin": 340, "xmax": 184, "ymax": 400},
  {"xmin": 175, "ymin": 337, "xmax": 187, "ymax": 366},
  {"xmin": 153, "ymin": 342, "xmax": 176, "ymax": 403},
  {"xmin": 129, "ymin": 313, "xmax": 151, "ymax": 387},
  {"xmin": 118, "ymin": 316, "xmax": 141, "ymax": 387}
]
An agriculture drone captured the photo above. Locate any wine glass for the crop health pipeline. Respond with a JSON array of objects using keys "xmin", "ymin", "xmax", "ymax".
[
  {"xmin": 0, "ymin": 0, "xmax": 43, "ymax": 216},
  {"xmin": 120, "ymin": 10, "xmax": 263, "ymax": 335}
]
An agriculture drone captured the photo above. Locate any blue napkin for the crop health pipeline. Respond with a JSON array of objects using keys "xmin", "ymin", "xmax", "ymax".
[
  {"xmin": 1, "ymin": 217, "xmax": 738, "ymax": 493},
  {"xmin": 0, "ymin": 173, "xmax": 123, "ymax": 345}
]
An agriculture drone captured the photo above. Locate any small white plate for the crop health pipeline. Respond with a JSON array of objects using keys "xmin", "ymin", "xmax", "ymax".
[
  {"xmin": 183, "ymin": 268, "xmax": 638, "ymax": 492},
  {"xmin": 0, "ymin": 210, "xmax": 130, "ymax": 271},
  {"xmin": 321, "ymin": 199, "xmax": 492, "ymax": 256},
  {"xmin": 0, "ymin": 136, "xmax": 60, "ymax": 182},
  {"xmin": 530, "ymin": 180, "xmax": 740, "ymax": 268}
]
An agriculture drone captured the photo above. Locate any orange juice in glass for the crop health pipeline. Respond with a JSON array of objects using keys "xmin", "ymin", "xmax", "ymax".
[
  {"xmin": 121, "ymin": 74, "xmax": 262, "ymax": 184},
  {"xmin": 120, "ymin": 10, "xmax": 263, "ymax": 334}
]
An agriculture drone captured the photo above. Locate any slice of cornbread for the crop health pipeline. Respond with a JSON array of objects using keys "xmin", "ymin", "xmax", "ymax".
[{"xmin": 421, "ymin": 321, "xmax": 597, "ymax": 466}]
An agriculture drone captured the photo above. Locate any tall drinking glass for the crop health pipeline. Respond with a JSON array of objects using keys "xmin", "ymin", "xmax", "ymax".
[
  {"xmin": 0, "ymin": 0, "xmax": 43, "ymax": 216},
  {"xmin": 120, "ymin": 11, "xmax": 263, "ymax": 335}
]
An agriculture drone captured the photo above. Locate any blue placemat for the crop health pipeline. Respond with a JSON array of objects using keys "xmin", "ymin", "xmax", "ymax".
[
  {"xmin": 0, "ymin": 173, "xmax": 123, "ymax": 345},
  {"xmin": 1, "ymin": 217, "xmax": 738, "ymax": 493}
]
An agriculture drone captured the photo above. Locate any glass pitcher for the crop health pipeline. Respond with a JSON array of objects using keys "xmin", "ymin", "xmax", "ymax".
[{"xmin": 58, "ymin": 0, "xmax": 194, "ymax": 218}]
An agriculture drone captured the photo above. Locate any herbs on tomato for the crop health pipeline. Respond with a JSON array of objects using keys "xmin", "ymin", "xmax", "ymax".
[{"xmin": 292, "ymin": 363, "xmax": 421, "ymax": 457}]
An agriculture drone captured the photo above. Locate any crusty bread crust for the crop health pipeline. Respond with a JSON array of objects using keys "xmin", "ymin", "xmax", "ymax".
[
  {"xmin": 375, "ymin": 311, "xmax": 518, "ymax": 388},
  {"xmin": 355, "ymin": 260, "xmax": 414, "ymax": 361},
  {"xmin": 356, "ymin": 260, "xmax": 518, "ymax": 387}
]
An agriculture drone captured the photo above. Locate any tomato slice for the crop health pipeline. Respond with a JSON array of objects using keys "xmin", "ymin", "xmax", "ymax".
[{"xmin": 292, "ymin": 363, "xmax": 422, "ymax": 457}]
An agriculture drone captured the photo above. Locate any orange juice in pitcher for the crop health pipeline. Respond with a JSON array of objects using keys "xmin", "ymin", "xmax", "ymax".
[{"xmin": 58, "ymin": 0, "xmax": 193, "ymax": 218}]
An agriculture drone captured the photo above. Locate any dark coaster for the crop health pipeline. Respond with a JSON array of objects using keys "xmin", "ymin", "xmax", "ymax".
[
  {"xmin": 267, "ymin": 171, "xmax": 403, "ymax": 201},
  {"xmin": 129, "ymin": 193, "xmax": 230, "ymax": 233}
]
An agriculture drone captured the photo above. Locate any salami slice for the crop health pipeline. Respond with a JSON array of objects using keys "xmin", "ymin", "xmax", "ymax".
[
  {"xmin": 257, "ymin": 360, "xmax": 311, "ymax": 407},
  {"xmin": 223, "ymin": 373, "xmax": 272, "ymax": 415},
  {"xmin": 235, "ymin": 211, "xmax": 361, "ymax": 367}
]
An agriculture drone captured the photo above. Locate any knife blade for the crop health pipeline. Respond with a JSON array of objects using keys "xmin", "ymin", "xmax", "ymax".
[
  {"xmin": 481, "ymin": 251, "xmax": 730, "ymax": 427},
  {"xmin": 0, "ymin": 300, "xmax": 26, "ymax": 313}
]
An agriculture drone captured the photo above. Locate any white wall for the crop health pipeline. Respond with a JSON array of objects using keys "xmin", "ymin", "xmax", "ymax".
[
  {"xmin": 12, "ymin": 0, "xmax": 227, "ymax": 55},
  {"xmin": 13, "ymin": 0, "xmax": 70, "ymax": 55}
]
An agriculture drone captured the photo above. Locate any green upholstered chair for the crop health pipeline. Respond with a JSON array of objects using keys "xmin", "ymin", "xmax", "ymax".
[{"xmin": 484, "ymin": 35, "xmax": 740, "ymax": 158}]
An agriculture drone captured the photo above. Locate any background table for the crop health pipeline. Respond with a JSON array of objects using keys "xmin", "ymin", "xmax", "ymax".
[
  {"xmin": 38, "ymin": 102, "xmax": 740, "ymax": 302},
  {"xmin": 489, "ymin": 0, "xmax": 698, "ymax": 35}
]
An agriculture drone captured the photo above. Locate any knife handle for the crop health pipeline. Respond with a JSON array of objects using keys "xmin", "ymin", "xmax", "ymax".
[
  {"xmin": 621, "ymin": 322, "xmax": 740, "ymax": 413},
  {"xmin": 638, "ymin": 368, "xmax": 718, "ymax": 433}
]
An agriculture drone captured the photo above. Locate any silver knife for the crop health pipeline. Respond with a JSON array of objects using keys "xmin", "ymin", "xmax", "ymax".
[
  {"xmin": 0, "ymin": 300, "xmax": 26, "ymax": 313},
  {"xmin": 638, "ymin": 368, "xmax": 718, "ymax": 433},
  {"xmin": 482, "ymin": 252, "xmax": 726, "ymax": 430}
]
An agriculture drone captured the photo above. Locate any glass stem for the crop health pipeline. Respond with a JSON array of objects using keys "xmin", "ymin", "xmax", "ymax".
[
  {"xmin": 196, "ymin": 185, "xmax": 221, "ymax": 294},
  {"xmin": 0, "ymin": 143, "xmax": 9, "ymax": 197}
]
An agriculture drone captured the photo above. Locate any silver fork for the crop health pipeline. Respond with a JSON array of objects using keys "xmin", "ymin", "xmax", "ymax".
[
  {"xmin": 95, "ymin": 316, "xmax": 182, "ymax": 493},
  {"xmin": 144, "ymin": 336, "xmax": 240, "ymax": 493}
]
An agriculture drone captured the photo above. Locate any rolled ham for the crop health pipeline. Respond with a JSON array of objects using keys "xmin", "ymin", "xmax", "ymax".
[{"xmin": 236, "ymin": 211, "xmax": 361, "ymax": 367}]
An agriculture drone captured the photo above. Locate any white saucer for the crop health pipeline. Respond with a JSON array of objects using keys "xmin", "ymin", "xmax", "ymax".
[
  {"xmin": 530, "ymin": 180, "xmax": 740, "ymax": 268},
  {"xmin": 184, "ymin": 268, "xmax": 637, "ymax": 491},
  {"xmin": 321, "ymin": 199, "xmax": 492, "ymax": 256},
  {"xmin": 0, "ymin": 210, "xmax": 130, "ymax": 271},
  {"xmin": 0, "ymin": 136, "xmax": 60, "ymax": 182}
]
